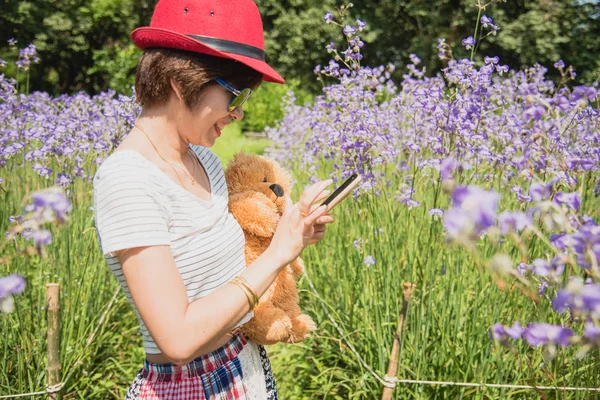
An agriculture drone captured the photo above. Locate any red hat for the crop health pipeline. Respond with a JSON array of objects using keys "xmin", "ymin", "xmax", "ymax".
[{"xmin": 131, "ymin": 0, "xmax": 284, "ymax": 84}]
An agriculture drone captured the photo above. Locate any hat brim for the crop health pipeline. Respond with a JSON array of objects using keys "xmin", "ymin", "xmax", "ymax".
[{"xmin": 131, "ymin": 27, "xmax": 285, "ymax": 84}]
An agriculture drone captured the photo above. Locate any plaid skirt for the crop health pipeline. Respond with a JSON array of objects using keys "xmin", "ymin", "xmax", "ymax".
[{"xmin": 124, "ymin": 333, "xmax": 278, "ymax": 399}]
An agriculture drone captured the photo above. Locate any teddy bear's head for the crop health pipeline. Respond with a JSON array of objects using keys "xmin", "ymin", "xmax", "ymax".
[{"xmin": 225, "ymin": 153, "xmax": 293, "ymax": 235}]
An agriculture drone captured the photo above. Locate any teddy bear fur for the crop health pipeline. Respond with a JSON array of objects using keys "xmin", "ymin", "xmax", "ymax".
[{"xmin": 224, "ymin": 152, "xmax": 316, "ymax": 345}]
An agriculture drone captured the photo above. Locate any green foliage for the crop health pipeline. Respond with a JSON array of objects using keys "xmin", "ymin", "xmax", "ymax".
[
  {"xmin": 488, "ymin": 0, "xmax": 600, "ymax": 83},
  {"xmin": 211, "ymin": 123, "xmax": 273, "ymax": 166},
  {"xmin": 266, "ymin": 161, "xmax": 600, "ymax": 399},
  {"xmin": 1, "ymin": 0, "xmax": 598, "ymax": 94},
  {"xmin": 0, "ymin": 126, "xmax": 271, "ymax": 398},
  {"xmin": 241, "ymin": 79, "xmax": 314, "ymax": 133},
  {"xmin": 0, "ymin": 163, "xmax": 143, "ymax": 398},
  {"xmin": 258, "ymin": 0, "xmax": 341, "ymax": 90},
  {"xmin": 0, "ymin": 0, "xmax": 154, "ymax": 94},
  {"xmin": 88, "ymin": 43, "xmax": 141, "ymax": 95}
]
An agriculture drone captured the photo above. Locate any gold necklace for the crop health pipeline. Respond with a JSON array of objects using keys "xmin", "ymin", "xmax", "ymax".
[{"xmin": 134, "ymin": 123, "xmax": 197, "ymax": 188}]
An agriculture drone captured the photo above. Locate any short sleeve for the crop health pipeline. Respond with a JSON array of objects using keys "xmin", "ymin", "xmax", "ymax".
[{"xmin": 93, "ymin": 157, "xmax": 170, "ymax": 256}]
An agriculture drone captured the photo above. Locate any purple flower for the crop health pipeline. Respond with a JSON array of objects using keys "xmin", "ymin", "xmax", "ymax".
[
  {"xmin": 539, "ymin": 280, "xmax": 548, "ymax": 295},
  {"xmin": 461, "ymin": 36, "xmax": 476, "ymax": 50},
  {"xmin": 567, "ymin": 225, "xmax": 600, "ymax": 269},
  {"xmin": 504, "ymin": 321, "xmax": 525, "ymax": 339},
  {"xmin": 566, "ymin": 158, "xmax": 594, "ymax": 172},
  {"xmin": 523, "ymin": 323, "xmax": 574, "ymax": 347},
  {"xmin": 496, "ymin": 64, "xmax": 509, "ymax": 75},
  {"xmin": 489, "ymin": 323, "xmax": 506, "ymax": 342},
  {"xmin": 572, "ymin": 86, "xmax": 598, "ymax": 102},
  {"xmin": 554, "ymin": 60, "xmax": 565, "ymax": 69},
  {"xmin": 31, "ymin": 187, "xmax": 72, "ymax": 222},
  {"xmin": 554, "ymin": 192, "xmax": 581, "ymax": 211},
  {"xmin": 498, "ymin": 211, "xmax": 531, "ymax": 235},
  {"xmin": 343, "ymin": 25, "xmax": 357, "ymax": 36},
  {"xmin": 444, "ymin": 186, "xmax": 499, "ymax": 242},
  {"xmin": 439, "ymin": 157, "xmax": 457, "ymax": 181},
  {"xmin": 529, "ymin": 180, "xmax": 556, "ymax": 202},
  {"xmin": 531, "ymin": 257, "xmax": 564, "ymax": 280},
  {"xmin": 356, "ymin": 19, "xmax": 367, "ymax": 31},
  {"xmin": 324, "ymin": 11, "xmax": 333, "ymax": 23},
  {"xmin": 32, "ymin": 229, "xmax": 52, "ymax": 247},
  {"xmin": 364, "ymin": 255, "xmax": 376, "ymax": 266},
  {"xmin": 553, "ymin": 278, "xmax": 600, "ymax": 317},
  {"xmin": 484, "ymin": 56, "xmax": 499, "ymax": 65},
  {"xmin": 0, "ymin": 274, "xmax": 26, "ymax": 298},
  {"xmin": 583, "ymin": 321, "xmax": 600, "ymax": 341},
  {"xmin": 524, "ymin": 105, "xmax": 545, "ymax": 121},
  {"xmin": 490, "ymin": 321, "xmax": 524, "ymax": 343},
  {"xmin": 517, "ymin": 263, "xmax": 528, "ymax": 276},
  {"xmin": 429, "ymin": 208, "xmax": 444, "ymax": 216},
  {"xmin": 353, "ymin": 238, "xmax": 363, "ymax": 249},
  {"xmin": 480, "ymin": 15, "xmax": 493, "ymax": 27}
]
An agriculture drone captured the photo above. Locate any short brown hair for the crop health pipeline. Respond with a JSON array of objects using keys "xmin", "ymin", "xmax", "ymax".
[{"xmin": 134, "ymin": 48, "xmax": 263, "ymax": 109}]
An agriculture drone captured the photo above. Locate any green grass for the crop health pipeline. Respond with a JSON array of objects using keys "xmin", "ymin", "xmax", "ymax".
[
  {"xmin": 1, "ymin": 148, "xmax": 599, "ymax": 399},
  {"xmin": 211, "ymin": 123, "xmax": 272, "ymax": 166}
]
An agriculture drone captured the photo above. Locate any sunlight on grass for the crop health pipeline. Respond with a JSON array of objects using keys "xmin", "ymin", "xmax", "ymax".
[{"xmin": 211, "ymin": 123, "xmax": 272, "ymax": 166}]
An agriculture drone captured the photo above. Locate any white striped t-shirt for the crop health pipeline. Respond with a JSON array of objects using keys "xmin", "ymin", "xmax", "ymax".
[{"xmin": 93, "ymin": 145, "xmax": 253, "ymax": 354}]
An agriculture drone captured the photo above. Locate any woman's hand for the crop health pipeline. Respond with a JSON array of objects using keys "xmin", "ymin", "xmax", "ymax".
[{"xmin": 267, "ymin": 180, "xmax": 335, "ymax": 267}]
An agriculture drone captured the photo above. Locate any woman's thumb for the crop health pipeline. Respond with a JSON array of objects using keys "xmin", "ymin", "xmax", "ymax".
[{"xmin": 285, "ymin": 195, "xmax": 294, "ymax": 213}]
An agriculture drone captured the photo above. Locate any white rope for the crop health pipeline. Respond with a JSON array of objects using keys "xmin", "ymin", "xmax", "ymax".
[
  {"xmin": 302, "ymin": 268, "xmax": 600, "ymax": 393},
  {"xmin": 0, "ymin": 382, "xmax": 64, "ymax": 399},
  {"xmin": 303, "ymin": 268, "xmax": 394, "ymax": 388},
  {"xmin": 388, "ymin": 378, "xmax": 600, "ymax": 392},
  {"xmin": 0, "ymin": 287, "xmax": 121, "ymax": 399}
]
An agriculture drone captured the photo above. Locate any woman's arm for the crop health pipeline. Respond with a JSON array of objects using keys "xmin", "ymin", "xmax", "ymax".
[
  {"xmin": 119, "ymin": 179, "xmax": 333, "ymax": 365},
  {"xmin": 120, "ymin": 243, "xmax": 285, "ymax": 365}
]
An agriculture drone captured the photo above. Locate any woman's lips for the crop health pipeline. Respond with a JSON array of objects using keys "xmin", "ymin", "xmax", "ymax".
[{"xmin": 214, "ymin": 125, "xmax": 222, "ymax": 137}]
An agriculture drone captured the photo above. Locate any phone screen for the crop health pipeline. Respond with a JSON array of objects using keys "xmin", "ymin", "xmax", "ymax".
[{"xmin": 321, "ymin": 173, "xmax": 359, "ymax": 206}]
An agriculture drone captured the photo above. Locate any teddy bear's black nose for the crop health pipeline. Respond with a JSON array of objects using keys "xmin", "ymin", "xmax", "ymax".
[{"xmin": 269, "ymin": 183, "xmax": 284, "ymax": 198}]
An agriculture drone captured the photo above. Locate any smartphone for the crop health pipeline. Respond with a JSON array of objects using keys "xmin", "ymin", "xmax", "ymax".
[{"xmin": 320, "ymin": 173, "xmax": 362, "ymax": 210}]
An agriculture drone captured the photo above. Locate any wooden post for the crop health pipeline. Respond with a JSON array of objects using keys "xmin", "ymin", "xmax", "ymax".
[
  {"xmin": 382, "ymin": 283, "xmax": 415, "ymax": 400},
  {"xmin": 46, "ymin": 284, "xmax": 61, "ymax": 400}
]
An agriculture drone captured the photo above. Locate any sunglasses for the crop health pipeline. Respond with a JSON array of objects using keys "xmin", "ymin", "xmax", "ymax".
[{"xmin": 214, "ymin": 78, "xmax": 252, "ymax": 112}]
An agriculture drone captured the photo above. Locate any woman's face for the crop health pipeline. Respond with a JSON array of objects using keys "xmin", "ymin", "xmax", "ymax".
[{"xmin": 174, "ymin": 82, "xmax": 244, "ymax": 148}]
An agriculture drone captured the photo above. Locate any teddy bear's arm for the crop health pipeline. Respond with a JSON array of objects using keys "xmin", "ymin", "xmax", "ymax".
[{"xmin": 229, "ymin": 192, "xmax": 281, "ymax": 237}]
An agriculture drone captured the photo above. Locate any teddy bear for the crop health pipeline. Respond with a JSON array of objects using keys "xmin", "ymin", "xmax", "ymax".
[{"xmin": 224, "ymin": 151, "xmax": 316, "ymax": 345}]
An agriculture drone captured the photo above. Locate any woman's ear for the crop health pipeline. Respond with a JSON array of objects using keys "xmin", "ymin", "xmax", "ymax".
[{"xmin": 169, "ymin": 78, "xmax": 184, "ymax": 103}]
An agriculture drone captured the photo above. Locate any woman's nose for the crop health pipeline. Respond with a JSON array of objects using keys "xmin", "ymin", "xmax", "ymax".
[{"xmin": 230, "ymin": 106, "xmax": 244, "ymax": 121}]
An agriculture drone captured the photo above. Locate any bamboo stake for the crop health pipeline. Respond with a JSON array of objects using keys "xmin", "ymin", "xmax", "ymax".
[
  {"xmin": 382, "ymin": 283, "xmax": 415, "ymax": 400},
  {"xmin": 46, "ymin": 284, "xmax": 61, "ymax": 400}
]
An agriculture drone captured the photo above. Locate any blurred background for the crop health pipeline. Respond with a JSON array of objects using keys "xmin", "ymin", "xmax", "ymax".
[{"xmin": 1, "ymin": 0, "xmax": 598, "ymax": 96}]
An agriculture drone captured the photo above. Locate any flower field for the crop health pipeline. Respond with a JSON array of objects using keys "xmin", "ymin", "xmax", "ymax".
[{"xmin": 1, "ymin": 7, "xmax": 600, "ymax": 400}]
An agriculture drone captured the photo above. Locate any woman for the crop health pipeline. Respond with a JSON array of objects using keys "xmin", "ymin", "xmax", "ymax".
[{"xmin": 92, "ymin": 0, "xmax": 334, "ymax": 398}]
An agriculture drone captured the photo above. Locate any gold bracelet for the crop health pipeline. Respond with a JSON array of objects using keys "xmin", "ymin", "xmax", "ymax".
[
  {"xmin": 232, "ymin": 276, "xmax": 260, "ymax": 307},
  {"xmin": 229, "ymin": 280, "xmax": 257, "ymax": 310}
]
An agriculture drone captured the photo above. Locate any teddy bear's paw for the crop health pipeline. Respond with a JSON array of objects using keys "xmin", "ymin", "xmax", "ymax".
[
  {"xmin": 289, "ymin": 258, "xmax": 305, "ymax": 280},
  {"xmin": 243, "ymin": 307, "xmax": 294, "ymax": 345},
  {"xmin": 264, "ymin": 315, "xmax": 293, "ymax": 343},
  {"xmin": 288, "ymin": 314, "xmax": 317, "ymax": 343}
]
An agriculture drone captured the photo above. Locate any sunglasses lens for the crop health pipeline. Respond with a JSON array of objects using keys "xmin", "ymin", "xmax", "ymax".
[{"xmin": 228, "ymin": 89, "xmax": 252, "ymax": 111}]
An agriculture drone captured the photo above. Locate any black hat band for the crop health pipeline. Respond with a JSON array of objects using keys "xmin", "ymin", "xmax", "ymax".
[{"xmin": 187, "ymin": 35, "xmax": 265, "ymax": 61}]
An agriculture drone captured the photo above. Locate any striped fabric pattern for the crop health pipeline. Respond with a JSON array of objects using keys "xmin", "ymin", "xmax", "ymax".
[
  {"xmin": 125, "ymin": 333, "xmax": 249, "ymax": 399},
  {"xmin": 93, "ymin": 145, "xmax": 253, "ymax": 355}
]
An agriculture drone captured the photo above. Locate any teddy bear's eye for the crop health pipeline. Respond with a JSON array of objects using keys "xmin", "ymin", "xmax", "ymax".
[{"xmin": 263, "ymin": 177, "xmax": 267, "ymax": 182}]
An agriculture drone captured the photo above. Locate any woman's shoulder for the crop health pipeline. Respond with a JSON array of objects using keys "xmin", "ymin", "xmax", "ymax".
[{"xmin": 94, "ymin": 150, "xmax": 158, "ymax": 187}]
